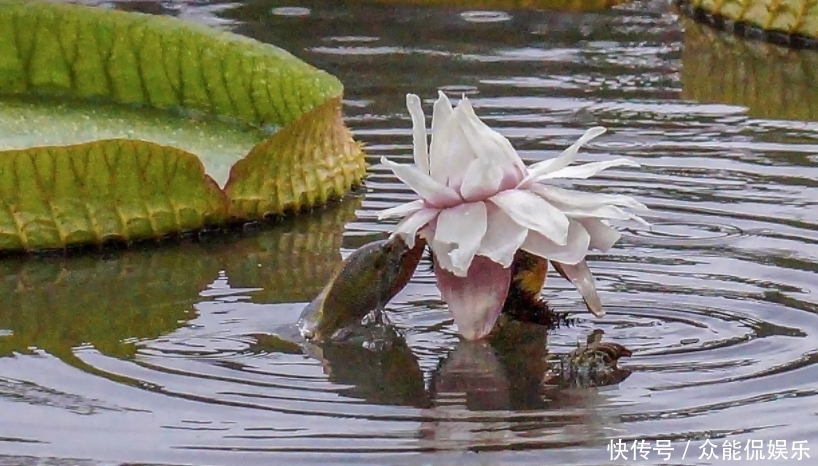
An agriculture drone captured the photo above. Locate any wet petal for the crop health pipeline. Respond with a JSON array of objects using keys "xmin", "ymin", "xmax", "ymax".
[
  {"xmin": 460, "ymin": 156, "xmax": 504, "ymax": 202},
  {"xmin": 418, "ymin": 223, "xmax": 435, "ymax": 242},
  {"xmin": 579, "ymin": 218, "xmax": 621, "ymax": 252},
  {"xmin": 490, "ymin": 189, "xmax": 569, "ymax": 245},
  {"xmin": 435, "ymin": 255, "xmax": 512, "ymax": 340},
  {"xmin": 430, "ymin": 90, "xmax": 453, "ymax": 143},
  {"xmin": 431, "ymin": 238, "xmax": 457, "ymax": 273},
  {"xmin": 518, "ymin": 127, "xmax": 607, "ymax": 187},
  {"xmin": 378, "ymin": 199, "xmax": 425, "ymax": 220},
  {"xmin": 457, "ymin": 97, "xmax": 527, "ymax": 181},
  {"xmin": 434, "ymin": 202, "xmax": 488, "ymax": 276},
  {"xmin": 531, "ymin": 184, "xmax": 648, "ymax": 211},
  {"xmin": 380, "ymin": 157, "xmax": 462, "ymax": 207},
  {"xmin": 428, "ymin": 117, "xmax": 476, "ymax": 188},
  {"xmin": 538, "ymin": 193, "xmax": 651, "ymax": 227},
  {"xmin": 520, "ymin": 220, "xmax": 590, "ymax": 265},
  {"xmin": 392, "ymin": 207, "xmax": 440, "ymax": 248},
  {"xmin": 406, "ymin": 94, "xmax": 430, "ymax": 174},
  {"xmin": 425, "ymin": 217, "xmax": 457, "ymax": 275},
  {"xmin": 565, "ymin": 205, "xmax": 650, "ymax": 225},
  {"xmin": 477, "ymin": 203, "xmax": 528, "ymax": 267},
  {"xmin": 537, "ymin": 158, "xmax": 640, "ymax": 181},
  {"xmin": 532, "ymin": 186, "xmax": 651, "ymax": 226},
  {"xmin": 551, "ymin": 260, "xmax": 605, "ymax": 317}
]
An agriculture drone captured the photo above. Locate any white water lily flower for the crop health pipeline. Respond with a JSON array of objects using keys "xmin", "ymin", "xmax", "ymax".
[{"xmin": 379, "ymin": 92, "xmax": 649, "ymax": 340}]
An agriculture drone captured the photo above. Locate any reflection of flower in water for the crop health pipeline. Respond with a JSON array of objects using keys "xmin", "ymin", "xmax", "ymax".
[
  {"xmin": 248, "ymin": 319, "xmax": 633, "ymax": 452},
  {"xmin": 380, "ymin": 92, "xmax": 648, "ymax": 340},
  {"xmin": 413, "ymin": 328, "xmax": 630, "ymax": 452}
]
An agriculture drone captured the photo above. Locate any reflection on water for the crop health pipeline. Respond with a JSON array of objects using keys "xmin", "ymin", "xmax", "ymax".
[
  {"xmin": 681, "ymin": 18, "xmax": 818, "ymax": 123},
  {"xmin": 2, "ymin": 1, "xmax": 818, "ymax": 465}
]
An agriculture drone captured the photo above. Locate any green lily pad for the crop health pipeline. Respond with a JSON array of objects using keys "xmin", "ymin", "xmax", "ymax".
[
  {"xmin": 225, "ymin": 97, "xmax": 366, "ymax": 219},
  {"xmin": 680, "ymin": 0, "xmax": 818, "ymax": 41},
  {"xmin": 0, "ymin": 0, "xmax": 367, "ymax": 253},
  {"xmin": 0, "ymin": 97, "xmax": 264, "ymax": 187},
  {"xmin": 0, "ymin": 139, "xmax": 228, "ymax": 251}
]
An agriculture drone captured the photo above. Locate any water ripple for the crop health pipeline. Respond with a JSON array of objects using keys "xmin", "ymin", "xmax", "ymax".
[{"xmin": 0, "ymin": 1, "xmax": 817, "ymax": 465}]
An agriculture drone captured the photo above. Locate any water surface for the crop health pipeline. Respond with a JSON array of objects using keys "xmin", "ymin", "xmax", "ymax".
[{"xmin": 1, "ymin": 1, "xmax": 817, "ymax": 465}]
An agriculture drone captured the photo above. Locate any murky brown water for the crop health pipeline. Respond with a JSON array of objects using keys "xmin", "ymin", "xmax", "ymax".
[{"xmin": 2, "ymin": 1, "xmax": 818, "ymax": 465}]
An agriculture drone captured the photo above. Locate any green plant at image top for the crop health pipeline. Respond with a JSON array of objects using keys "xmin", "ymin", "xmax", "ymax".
[{"xmin": 0, "ymin": 0, "xmax": 368, "ymax": 252}]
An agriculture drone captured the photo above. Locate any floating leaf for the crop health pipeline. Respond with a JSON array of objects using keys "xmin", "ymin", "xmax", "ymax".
[
  {"xmin": 0, "ymin": 0, "xmax": 341, "ymax": 127},
  {"xmin": 0, "ymin": 139, "xmax": 228, "ymax": 252},
  {"xmin": 225, "ymin": 97, "xmax": 367, "ymax": 220},
  {"xmin": 0, "ymin": 97, "xmax": 262, "ymax": 187},
  {"xmin": 0, "ymin": 0, "xmax": 368, "ymax": 252},
  {"xmin": 680, "ymin": 0, "xmax": 818, "ymax": 43}
]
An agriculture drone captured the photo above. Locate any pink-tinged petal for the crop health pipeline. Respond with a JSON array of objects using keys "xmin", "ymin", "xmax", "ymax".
[
  {"xmin": 490, "ymin": 189, "xmax": 569, "ymax": 245},
  {"xmin": 530, "ymin": 184, "xmax": 648, "ymax": 211},
  {"xmin": 428, "ymin": 104, "xmax": 477, "ymax": 187},
  {"xmin": 424, "ymin": 217, "xmax": 456, "ymax": 273},
  {"xmin": 531, "ymin": 185, "xmax": 649, "ymax": 225},
  {"xmin": 456, "ymin": 97, "xmax": 526, "ymax": 182},
  {"xmin": 531, "ymin": 185, "xmax": 651, "ymax": 226},
  {"xmin": 406, "ymin": 94, "xmax": 430, "ymax": 174},
  {"xmin": 551, "ymin": 260, "xmax": 604, "ymax": 317},
  {"xmin": 537, "ymin": 158, "xmax": 640, "ymax": 181},
  {"xmin": 518, "ymin": 126, "xmax": 607, "ymax": 188},
  {"xmin": 393, "ymin": 207, "xmax": 440, "ymax": 248},
  {"xmin": 521, "ymin": 220, "xmax": 590, "ymax": 265},
  {"xmin": 477, "ymin": 203, "xmax": 528, "ymax": 267},
  {"xmin": 380, "ymin": 157, "xmax": 462, "ymax": 207},
  {"xmin": 564, "ymin": 204, "xmax": 650, "ymax": 225},
  {"xmin": 431, "ymin": 238, "xmax": 457, "ymax": 273},
  {"xmin": 579, "ymin": 218, "xmax": 621, "ymax": 252},
  {"xmin": 377, "ymin": 199, "xmax": 425, "ymax": 220},
  {"xmin": 434, "ymin": 202, "xmax": 488, "ymax": 276},
  {"xmin": 460, "ymin": 156, "xmax": 504, "ymax": 202},
  {"xmin": 435, "ymin": 255, "xmax": 512, "ymax": 340},
  {"xmin": 418, "ymin": 224, "xmax": 434, "ymax": 241}
]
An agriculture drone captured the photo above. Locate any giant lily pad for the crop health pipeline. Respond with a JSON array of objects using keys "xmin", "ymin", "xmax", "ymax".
[
  {"xmin": 677, "ymin": 0, "xmax": 818, "ymax": 43},
  {"xmin": 0, "ymin": 0, "xmax": 367, "ymax": 253}
]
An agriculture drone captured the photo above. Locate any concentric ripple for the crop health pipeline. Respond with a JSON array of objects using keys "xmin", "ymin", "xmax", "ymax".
[{"xmin": 1, "ymin": 1, "xmax": 818, "ymax": 465}]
